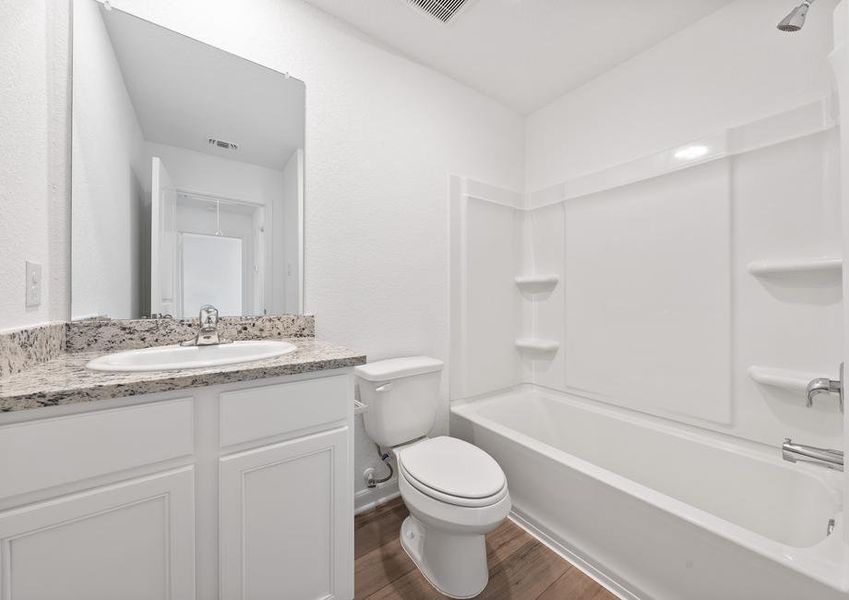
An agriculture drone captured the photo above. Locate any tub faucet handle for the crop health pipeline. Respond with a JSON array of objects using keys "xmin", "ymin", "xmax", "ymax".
[{"xmin": 805, "ymin": 363, "xmax": 844, "ymax": 413}]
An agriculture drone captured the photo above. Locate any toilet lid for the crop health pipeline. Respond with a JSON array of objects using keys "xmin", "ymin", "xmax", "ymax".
[{"xmin": 397, "ymin": 437, "xmax": 506, "ymax": 500}]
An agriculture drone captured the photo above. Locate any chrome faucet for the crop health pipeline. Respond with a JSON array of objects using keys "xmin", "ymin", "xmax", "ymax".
[
  {"xmin": 805, "ymin": 363, "xmax": 844, "ymax": 412},
  {"xmin": 782, "ymin": 438, "xmax": 843, "ymax": 471},
  {"xmin": 181, "ymin": 305, "xmax": 231, "ymax": 346}
]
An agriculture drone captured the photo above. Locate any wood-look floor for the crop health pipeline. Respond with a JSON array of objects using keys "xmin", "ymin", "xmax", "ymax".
[{"xmin": 355, "ymin": 497, "xmax": 617, "ymax": 600}]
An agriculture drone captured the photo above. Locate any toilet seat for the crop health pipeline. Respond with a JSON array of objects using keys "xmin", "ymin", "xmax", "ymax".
[
  {"xmin": 396, "ymin": 437, "xmax": 508, "ymax": 508},
  {"xmin": 399, "ymin": 464, "xmax": 508, "ymax": 508}
]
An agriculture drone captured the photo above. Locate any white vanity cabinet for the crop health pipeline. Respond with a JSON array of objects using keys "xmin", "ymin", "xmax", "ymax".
[
  {"xmin": 0, "ymin": 467, "xmax": 196, "ymax": 600},
  {"xmin": 0, "ymin": 370, "xmax": 355, "ymax": 600}
]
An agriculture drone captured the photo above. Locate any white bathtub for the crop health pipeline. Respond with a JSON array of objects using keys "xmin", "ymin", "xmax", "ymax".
[{"xmin": 450, "ymin": 386, "xmax": 848, "ymax": 600}]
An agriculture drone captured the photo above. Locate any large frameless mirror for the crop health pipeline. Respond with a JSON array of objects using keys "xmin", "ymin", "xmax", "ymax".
[{"xmin": 71, "ymin": 0, "xmax": 305, "ymax": 320}]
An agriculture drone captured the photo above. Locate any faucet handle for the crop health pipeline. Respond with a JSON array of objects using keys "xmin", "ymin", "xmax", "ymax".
[
  {"xmin": 805, "ymin": 362, "xmax": 844, "ymax": 413},
  {"xmin": 198, "ymin": 304, "xmax": 219, "ymax": 328}
]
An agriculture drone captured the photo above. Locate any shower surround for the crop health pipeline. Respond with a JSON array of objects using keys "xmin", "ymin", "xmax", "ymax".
[{"xmin": 448, "ymin": 2, "xmax": 849, "ymax": 595}]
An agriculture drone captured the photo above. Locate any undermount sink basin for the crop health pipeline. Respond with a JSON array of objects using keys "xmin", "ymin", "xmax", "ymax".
[{"xmin": 85, "ymin": 340, "xmax": 297, "ymax": 372}]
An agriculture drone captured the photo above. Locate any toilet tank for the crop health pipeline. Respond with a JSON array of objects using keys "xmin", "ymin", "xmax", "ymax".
[{"xmin": 355, "ymin": 356, "xmax": 444, "ymax": 448}]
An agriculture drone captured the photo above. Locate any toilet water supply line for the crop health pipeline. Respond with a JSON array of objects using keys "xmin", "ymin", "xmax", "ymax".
[{"xmin": 367, "ymin": 443, "xmax": 394, "ymax": 488}]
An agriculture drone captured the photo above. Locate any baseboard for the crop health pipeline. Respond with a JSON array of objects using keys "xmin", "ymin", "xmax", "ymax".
[
  {"xmin": 508, "ymin": 509, "xmax": 641, "ymax": 600},
  {"xmin": 354, "ymin": 482, "xmax": 400, "ymax": 515}
]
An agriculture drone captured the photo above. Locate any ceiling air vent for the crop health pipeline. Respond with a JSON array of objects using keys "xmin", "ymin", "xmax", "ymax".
[
  {"xmin": 208, "ymin": 137, "xmax": 239, "ymax": 151},
  {"xmin": 406, "ymin": 0, "xmax": 476, "ymax": 23}
]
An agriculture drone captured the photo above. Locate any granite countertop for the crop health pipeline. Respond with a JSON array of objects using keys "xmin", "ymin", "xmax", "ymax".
[{"xmin": 0, "ymin": 337, "xmax": 366, "ymax": 413}]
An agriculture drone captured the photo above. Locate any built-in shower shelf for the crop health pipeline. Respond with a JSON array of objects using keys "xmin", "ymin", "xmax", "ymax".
[
  {"xmin": 514, "ymin": 274, "xmax": 559, "ymax": 293},
  {"xmin": 746, "ymin": 257, "xmax": 842, "ymax": 278},
  {"xmin": 747, "ymin": 366, "xmax": 820, "ymax": 393},
  {"xmin": 515, "ymin": 338, "xmax": 560, "ymax": 353}
]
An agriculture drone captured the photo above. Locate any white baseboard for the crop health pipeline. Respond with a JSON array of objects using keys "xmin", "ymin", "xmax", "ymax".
[
  {"xmin": 508, "ymin": 509, "xmax": 641, "ymax": 600},
  {"xmin": 354, "ymin": 482, "xmax": 400, "ymax": 515}
]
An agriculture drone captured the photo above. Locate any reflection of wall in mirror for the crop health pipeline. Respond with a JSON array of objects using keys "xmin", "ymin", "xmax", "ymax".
[
  {"xmin": 276, "ymin": 149, "xmax": 303, "ymax": 314},
  {"xmin": 71, "ymin": 0, "xmax": 147, "ymax": 320}
]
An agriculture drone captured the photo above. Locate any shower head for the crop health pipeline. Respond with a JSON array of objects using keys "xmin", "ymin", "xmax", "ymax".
[{"xmin": 777, "ymin": 0, "xmax": 813, "ymax": 32}]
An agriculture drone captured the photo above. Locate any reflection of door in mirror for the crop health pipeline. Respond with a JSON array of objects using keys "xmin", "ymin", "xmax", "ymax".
[
  {"xmin": 171, "ymin": 189, "xmax": 266, "ymax": 319},
  {"xmin": 181, "ymin": 233, "xmax": 243, "ymax": 317}
]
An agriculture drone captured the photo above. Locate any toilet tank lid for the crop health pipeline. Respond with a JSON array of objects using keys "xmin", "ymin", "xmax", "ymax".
[{"xmin": 355, "ymin": 356, "xmax": 444, "ymax": 382}]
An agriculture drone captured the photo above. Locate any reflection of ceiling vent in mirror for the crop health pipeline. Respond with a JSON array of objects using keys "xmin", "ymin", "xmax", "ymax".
[
  {"xmin": 406, "ymin": 0, "xmax": 477, "ymax": 23},
  {"xmin": 208, "ymin": 137, "xmax": 239, "ymax": 151}
]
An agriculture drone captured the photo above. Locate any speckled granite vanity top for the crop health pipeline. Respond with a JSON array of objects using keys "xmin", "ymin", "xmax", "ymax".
[{"xmin": 0, "ymin": 316, "xmax": 366, "ymax": 412}]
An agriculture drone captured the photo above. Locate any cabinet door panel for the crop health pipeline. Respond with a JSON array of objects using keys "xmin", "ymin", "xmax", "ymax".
[
  {"xmin": 220, "ymin": 427, "xmax": 352, "ymax": 600},
  {"xmin": 0, "ymin": 467, "xmax": 195, "ymax": 600}
]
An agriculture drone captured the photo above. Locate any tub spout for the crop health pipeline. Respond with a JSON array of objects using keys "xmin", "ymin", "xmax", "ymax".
[{"xmin": 782, "ymin": 438, "xmax": 843, "ymax": 471}]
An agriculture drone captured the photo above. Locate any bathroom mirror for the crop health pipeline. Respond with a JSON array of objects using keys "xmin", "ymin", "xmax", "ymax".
[{"xmin": 71, "ymin": 0, "xmax": 305, "ymax": 319}]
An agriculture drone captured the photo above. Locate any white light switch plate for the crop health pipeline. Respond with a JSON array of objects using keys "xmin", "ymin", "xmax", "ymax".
[{"xmin": 25, "ymin": 261, "xmax": 42, "ymax": 307}]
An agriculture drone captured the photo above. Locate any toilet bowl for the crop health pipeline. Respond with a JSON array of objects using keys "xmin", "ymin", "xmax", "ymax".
[
  {"xmin": 395, "ymin": 436, "xmax": 511, "ymax": 598},
  {"xmin": 355, "ymin": 357, "xmax": 511, "ymax": 599}
]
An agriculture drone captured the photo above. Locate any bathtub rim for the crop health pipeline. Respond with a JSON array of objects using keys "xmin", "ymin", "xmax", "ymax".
[{"xmin": 450, "ymin": 384, "xmax": 849, "ymax": 593}]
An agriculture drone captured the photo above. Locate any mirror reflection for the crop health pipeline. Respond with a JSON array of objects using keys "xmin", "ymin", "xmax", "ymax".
[{"xmin": 72, "ymin": 1, "xmax": 305, "ymax": 319}]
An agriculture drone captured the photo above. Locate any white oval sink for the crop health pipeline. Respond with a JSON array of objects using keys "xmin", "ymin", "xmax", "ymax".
[{"xmin": 86, "ymin": 340, "xmax": 297, "ymax": 372}]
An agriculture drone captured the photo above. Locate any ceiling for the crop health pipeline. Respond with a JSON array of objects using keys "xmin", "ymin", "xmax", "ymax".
[
  {"xmin": 102, "ymin": 6, "xmax": 305, "ymax": 170},
  {"xmin": 303, "ymin": 0, "xmax": 735, "ymax": 114}
]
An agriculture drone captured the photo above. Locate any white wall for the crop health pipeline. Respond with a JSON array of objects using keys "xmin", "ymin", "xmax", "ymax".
[
  {"xmin": 0, "ymin": 0, "xmax": 69, "ymax": 331},
  {"xmin": 72, "ymin": 0, "xmax": 146, "ymax": 320}
]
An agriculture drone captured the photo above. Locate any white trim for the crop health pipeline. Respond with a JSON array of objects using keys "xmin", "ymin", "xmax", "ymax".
[
  {"xmin": 508, "ymin": 509, "xmax": 641, "ymax": 600},
  {"xmin": 458, "ymin": 100, "xmax": 837, "ymax": 214},
  {"xmin": 296, "ymin": 148, "xmax": 305, "ymax": 315},
  {"xmin": 460, "ymin": 177, "xmax": 524, "ymax": 210},
  {"xmin": 527, "ymin": 96, "xmax": 838, "ymax": 210}
]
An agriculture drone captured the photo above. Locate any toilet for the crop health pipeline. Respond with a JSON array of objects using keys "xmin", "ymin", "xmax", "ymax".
[{"xmin": 355, "ymin": 357, "xmax": 511, "ymax": 599}]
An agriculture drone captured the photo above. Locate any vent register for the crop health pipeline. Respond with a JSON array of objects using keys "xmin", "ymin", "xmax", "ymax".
[
  {"xmin": 407, "ymin": 0, "xmax": 475, "ymax": 23},
  {"xmin": 208, "ymin": 137, "xmax": 239, "ymax": 151}
]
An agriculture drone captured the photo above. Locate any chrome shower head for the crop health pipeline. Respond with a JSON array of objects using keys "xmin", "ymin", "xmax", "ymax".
[{"xmin": 778, "ymin": 0, "xmax": 813, "ymax": 32}]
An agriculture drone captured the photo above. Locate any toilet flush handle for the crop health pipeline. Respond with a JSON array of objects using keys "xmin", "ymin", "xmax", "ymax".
[{"xmin": 375, "ymin": 382, "xmax": 394, "ymax": 393}]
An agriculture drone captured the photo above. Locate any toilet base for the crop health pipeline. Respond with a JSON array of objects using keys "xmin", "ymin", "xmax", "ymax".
[{"xmin": 400, "ymin": 515, "xmax": 489, "ymax": 599}]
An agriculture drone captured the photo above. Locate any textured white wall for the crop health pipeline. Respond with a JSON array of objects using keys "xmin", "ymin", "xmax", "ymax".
[{"xmin": 0, "ymin": 0, "xmax": 70, "ymax": 331}]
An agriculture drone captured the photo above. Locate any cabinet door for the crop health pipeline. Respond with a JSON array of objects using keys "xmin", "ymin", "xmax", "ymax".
[
  {"xmin": 220, "ymin": 427, "xmax": 353, "ymax": 600},
  {"xmin": 0, "ymin": 467, "xmax": 195, "ymax": 600}
]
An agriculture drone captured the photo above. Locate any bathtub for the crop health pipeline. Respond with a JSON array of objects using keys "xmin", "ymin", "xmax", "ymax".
[{"xmin": 450, "ymin": 386, "xmax": 847, "ymax": 600}]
